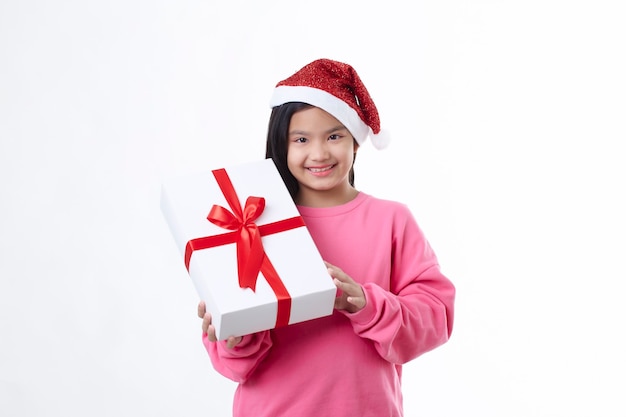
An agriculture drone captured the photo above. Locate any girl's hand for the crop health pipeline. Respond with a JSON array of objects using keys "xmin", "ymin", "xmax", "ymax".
[
  {"xmin": 197, "ymin": 301, "xmax": 242, "ymax": 349},
  {"xmin": 325, "ymin": 261, "xmax": 366, "ymax": 313}
]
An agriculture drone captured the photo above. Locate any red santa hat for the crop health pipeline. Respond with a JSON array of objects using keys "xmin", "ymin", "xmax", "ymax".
[{"xmin": 269, "ymin": 59, "xmax": 390, "ymax": 149}]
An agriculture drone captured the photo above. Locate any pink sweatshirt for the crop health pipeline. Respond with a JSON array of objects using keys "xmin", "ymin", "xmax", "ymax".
[{"xmin": 204, "ymin": 192, "xmax": 455, "ymax": 417}]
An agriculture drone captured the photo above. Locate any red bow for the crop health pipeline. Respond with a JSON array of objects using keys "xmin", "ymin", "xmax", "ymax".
[{"xmin": 208, "ymin": 194, "xmax": 267, "ymax": 291}]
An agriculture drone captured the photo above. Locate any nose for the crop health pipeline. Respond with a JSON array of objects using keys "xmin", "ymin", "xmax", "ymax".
[{"xmin": 309, "ymin": 138, "xmax": 330, "ymax": 161}]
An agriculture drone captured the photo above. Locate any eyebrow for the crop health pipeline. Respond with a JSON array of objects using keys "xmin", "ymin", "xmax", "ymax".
[{"xmin": 289, "ymin": 125, "xmax": 348, "ymax": 136}]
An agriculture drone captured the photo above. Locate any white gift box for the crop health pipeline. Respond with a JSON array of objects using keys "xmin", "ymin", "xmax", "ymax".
[{"xmin": 160, "ymin": 158, "xmax": 336, "ymax": 340}]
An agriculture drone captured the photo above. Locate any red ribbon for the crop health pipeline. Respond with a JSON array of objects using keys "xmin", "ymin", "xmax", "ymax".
[{"xmin": 184, "ymin": 168, "xmax": 305, "ymax": 328}]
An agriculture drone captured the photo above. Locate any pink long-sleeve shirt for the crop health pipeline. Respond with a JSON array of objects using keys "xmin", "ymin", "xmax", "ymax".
[{"xmin": 204, "ymin": 192, "xmax": 455, "ymax": 417}]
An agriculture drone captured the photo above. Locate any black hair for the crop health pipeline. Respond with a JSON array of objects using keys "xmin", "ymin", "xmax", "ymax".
[{"xmin": 265, "ymin": 102, "xmax": 357, "ymax": 201}]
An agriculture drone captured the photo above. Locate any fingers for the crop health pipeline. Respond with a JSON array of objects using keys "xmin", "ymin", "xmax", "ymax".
[
  {"xmin": 199, "ymin": 302, "xmax": 217, "ymax": 341},
  {"xmin": 197, "ymin": 301, "xmax": 206, "ymax": 318},
  {"xmin": 326, "ymin": 262, "xmax": 366, "ymax": 313},
  {"xmin": 225, "ymin": 336, "xmax": 243, "ymax": 349},
  {"xmin": 333, "ymin": 278, "xmax": 366, "ymax": 309},
  {"xmin": 202, "ymin": 311, "xmax": 213, "ymax": 337},
  {"xmin": 199, "ymin": 300, "xmax": 214, "ymax": 338},
  {"xmin": 198, "ymin": 302, "xmax": 241, "ymax": 347}
]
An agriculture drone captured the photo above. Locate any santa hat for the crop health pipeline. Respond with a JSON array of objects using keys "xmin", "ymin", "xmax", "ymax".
[{"xmin": 269, "ymin": 59, "xmax": 390, "ymax": 149}]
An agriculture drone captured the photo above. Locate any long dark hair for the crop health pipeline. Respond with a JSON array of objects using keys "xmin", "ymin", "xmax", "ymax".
[{"xmin": 265, "ymin": 102, "xmax": 356, "ymax": 200}]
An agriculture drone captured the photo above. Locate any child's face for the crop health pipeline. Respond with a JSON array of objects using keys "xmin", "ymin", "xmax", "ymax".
[{"xmin": 287, "ymin": 106, "xmax": 358, "ymax": 206}]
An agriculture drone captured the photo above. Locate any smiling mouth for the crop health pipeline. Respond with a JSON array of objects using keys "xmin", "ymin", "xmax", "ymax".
[{"xmin": 307, "ymin": 165, "xmax": 335, "ymax": 173}]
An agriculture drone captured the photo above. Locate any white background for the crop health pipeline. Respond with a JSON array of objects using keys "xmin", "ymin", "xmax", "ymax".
[{"xmin": 1, "ymin": 1, "xmax": 625, "ymax": 416}]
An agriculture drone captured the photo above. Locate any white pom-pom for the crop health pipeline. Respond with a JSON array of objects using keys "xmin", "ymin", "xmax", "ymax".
[{"xmin": 370, "ymin": 129, "xmax": 391, "ymax": 150}]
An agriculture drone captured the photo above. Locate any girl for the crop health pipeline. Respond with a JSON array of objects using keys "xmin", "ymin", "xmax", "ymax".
[{"xmin": 198, "ymin": 59, "xmax": 455, "ymax": 417}]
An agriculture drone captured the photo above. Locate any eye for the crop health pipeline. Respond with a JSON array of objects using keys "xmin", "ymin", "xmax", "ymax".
[
  {"xmin": 328, "ymin": 134, "xmax": 340, "ymax": 141},
  {"xmin": 294, "ymin": 137, "xmax": 308, "ymax": 143}
]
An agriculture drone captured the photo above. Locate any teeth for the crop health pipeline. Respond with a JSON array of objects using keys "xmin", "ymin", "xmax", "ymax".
[{"xmin": 308, "ymin": 166, "xmax": 333, "ymax": 173}]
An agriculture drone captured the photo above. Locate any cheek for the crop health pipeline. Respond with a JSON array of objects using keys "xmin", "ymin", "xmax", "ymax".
[
  {"xmin": 286, "ymin": 148, "xmax": 299, "ymax": 173},
  {"xmin": 286, "ymin": 144, "xmax": 303, "ymax": 163}
]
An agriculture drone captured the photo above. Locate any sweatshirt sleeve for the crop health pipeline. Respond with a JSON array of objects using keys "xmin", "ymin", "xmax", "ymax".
[
  {"xmin": 342, "ymin": 205, "xmax": 455, "ymax": 364},
  {"xmin": 203, "ymin": 330, "xmax": 273, "ymax": 383}
]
